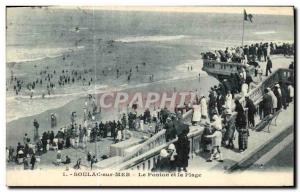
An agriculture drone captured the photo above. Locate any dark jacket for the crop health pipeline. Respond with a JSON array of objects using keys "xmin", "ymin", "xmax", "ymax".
[
  {"xmin": 267, "ymin": 60, "xmax": 272, "ymax": 69},
  {"xmin": 245, "ymin": 98, "xmax": 257, "ymax": 114},
  {"xmin": 273, "ymin": 88, "xmax": 282, "ymax": 109},
  {"xmin": 175, "ymin": 134, "xmax": 190, "ymax": 168},
  {"xmin": 262, "ymin": 94, "xmax": 273, "ymax": 115}
]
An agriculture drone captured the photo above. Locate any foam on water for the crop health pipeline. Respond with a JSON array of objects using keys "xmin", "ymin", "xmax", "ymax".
[
  {"xmin": 115, "ymin": 35, "xmax": 187, "ymax": 43},
  {"xmin": 254, "ymin": 31, "xmax": 277, "ymax": 35},
  {"xmin": 6, "ymin": 46, "xmax": 85, "ymax": 64}
]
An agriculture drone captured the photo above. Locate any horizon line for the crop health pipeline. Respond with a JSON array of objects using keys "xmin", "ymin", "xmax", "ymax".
[{"xmin": 46, "ymin": 6, "xmax": 294, "ymax": 16}]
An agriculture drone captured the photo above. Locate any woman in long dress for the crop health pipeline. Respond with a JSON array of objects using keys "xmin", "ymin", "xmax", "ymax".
[
  {"xmin": 200, "ymin": 96, "xmax": 208, "ymax": 119},
  {"xmin": 241, "ymin": 83, "xmax": 248, "ymax": 97},
  {"xmin": 225, "ymin": 91, "xmax": 233, "ymax": 110},
  {"xmin": 192, "ymin": 102, "xmax": 201, "ymax": 125}
]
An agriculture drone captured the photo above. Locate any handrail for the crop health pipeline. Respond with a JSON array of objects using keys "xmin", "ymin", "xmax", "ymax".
[
  {"xmin": 122, "ymin": 129, "xmax": 166, "ymax": 161},
  {"xmin": 113, "ymin": 124, "xmax": 203, "ymax": 171},
  {"xmin": 203, "ymin": 59, "xmax": 247, "ymax": 67},
  {"xmin": 240, "ymin": 68, "xmax": 293, "ymax": 106},
  {"xmin": 121, "ymin": 109, "xmax": 194, "ymax": 162}
]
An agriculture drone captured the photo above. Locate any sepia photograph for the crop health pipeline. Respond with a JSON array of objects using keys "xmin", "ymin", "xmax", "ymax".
[{"xmin": 5, "ymin": 5, "xmax": 295, "ymax": 187}]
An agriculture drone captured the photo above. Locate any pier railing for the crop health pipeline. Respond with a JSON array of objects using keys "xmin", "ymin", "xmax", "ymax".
[
  {"xmin": 240, "ymin": 68, "xmax": 294, "ymax": 107},
  {"xmin": 121, "ymin": 110, "xmax": 193, "ymax": 162},
  {"xmin": 202, "ymin": 59, "xmax": 255, "ymax": 76},
  {"xmin": 114, "ymin": 115, "xmax": 202, "ymax": 171}
]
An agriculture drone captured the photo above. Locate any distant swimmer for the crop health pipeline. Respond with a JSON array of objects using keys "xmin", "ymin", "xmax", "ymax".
[{"xmin": 75, "ymin": 26, "xmax": 80, "ymax": 32}]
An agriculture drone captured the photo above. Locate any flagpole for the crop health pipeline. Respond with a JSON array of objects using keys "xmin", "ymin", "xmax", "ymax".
[{"xmin": 242, "ymin": 11, "xmax": 245, "ymax": 47}]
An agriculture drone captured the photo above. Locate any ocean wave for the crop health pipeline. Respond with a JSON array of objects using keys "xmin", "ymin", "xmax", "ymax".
[
  {"xmin": 6, "ymin": 46, "xmax": 85, "ymax": 64},
  {"xmin": 254, "ymin": 31, "xmax": 277, "ymax": 35},
  {"xmin": 69, "ymin": 27, "xmax": 89, "ymax": 32},
  {"xmin": 115, "ymin": 35, "xmax": 187, "ymax": 43}
]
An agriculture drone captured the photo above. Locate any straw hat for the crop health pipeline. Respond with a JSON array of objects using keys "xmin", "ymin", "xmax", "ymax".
[
  {"xmin": 212, "ymin": 115, "xmax": 219, "ymax": 121},
  {"xmin": 168, "ymin": 144, "xmax": 176, "ymax": 150},
  {"xmin": 160, "ymin": 149, "xmax": 168, "ymax": 158}
]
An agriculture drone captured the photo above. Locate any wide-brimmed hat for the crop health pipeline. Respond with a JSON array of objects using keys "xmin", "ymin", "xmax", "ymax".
[
  {"xmin": 212, "ymin": 115, "xmax": 219, "ymax": 121},
  {"xmin": 168, "ymin": 144, "xmax": 176, "ymax": 150},
  {"xmin": 160, "ymin": 149, "xmax": 169, "ymax": 158}
]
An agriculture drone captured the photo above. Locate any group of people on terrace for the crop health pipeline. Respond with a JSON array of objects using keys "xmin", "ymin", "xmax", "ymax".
[{"xmin": 202, "ymin": 42, "xmax": 294, "ymax": 64}]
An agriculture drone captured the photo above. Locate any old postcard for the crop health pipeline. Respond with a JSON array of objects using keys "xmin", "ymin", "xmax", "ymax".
[{"xmin": 6, "ymin": 6, "xmax": 295, "ymax": 187}]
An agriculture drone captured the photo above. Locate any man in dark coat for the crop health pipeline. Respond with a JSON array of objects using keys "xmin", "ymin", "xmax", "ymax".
[
  {"xmin": 266, "ymin": 57, "xmax": 272, "ymax": 76},
  {"xmin": 262, "ymin": 89, "xmax": 273, "ymax": 117},
  {"xmin": 208, "ymin": 89, "xmax": 217, "ymax": 118},
  {"xmin": 164, "ymin": 117, "xmax": 176, "ymax": 142},
  {"xmin": 175, "ymin": 129, "xmax": 190, "ymax": 172},
  {"xmin": 234, "ymin": 99, "xmax": 248, "ymax": 152},
  {"xmin": 245, "ymin": 96, "xmax": 257, "ymax": 128}
]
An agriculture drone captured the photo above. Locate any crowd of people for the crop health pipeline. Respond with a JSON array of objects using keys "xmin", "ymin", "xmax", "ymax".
[
  {"xmin": 202, "ymin": 42, "xmax": 294, "ymax": 64},
  {"xmin": 7, "ymin": 44, "xmax": 155, "ymax": 98}
]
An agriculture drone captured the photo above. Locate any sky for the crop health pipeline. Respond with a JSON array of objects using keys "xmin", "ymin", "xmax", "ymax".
[{"xmin": 50, "ymin": 6, "xmax": 294, "ymax": 16}]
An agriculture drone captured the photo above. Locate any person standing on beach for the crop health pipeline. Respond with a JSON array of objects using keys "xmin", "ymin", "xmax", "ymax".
[
  {"xmin": 266, "ymin": 56, "xmax": 272, "ymax": 76},
  {"xmin": 33, "ymin": 119, "xmax": 39, "ymax": 142},
  {"xmin": 90, "ymin": 155, "xmax": 97, "ymax": 170},
  {"xmin": 30, "ymin": 154, "xmax": 36, "ymax": 170}
]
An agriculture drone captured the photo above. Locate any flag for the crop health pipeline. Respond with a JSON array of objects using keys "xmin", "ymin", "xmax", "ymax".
[{"xmin": 244, "ymin": 9, "xmax": 253, "ymax": 23}]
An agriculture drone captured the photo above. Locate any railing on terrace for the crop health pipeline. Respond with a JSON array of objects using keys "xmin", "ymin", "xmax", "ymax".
[
  {"xmin": 121, "ymin": 110, "xmax": 193, "ymax": 162},
  {"xmin": 202, "ymin": 59, "xmax": 255, "ymax": 76}
]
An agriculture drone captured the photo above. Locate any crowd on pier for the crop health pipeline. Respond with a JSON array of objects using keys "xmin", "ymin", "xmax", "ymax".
[{"xmin": 202, "ymin": 42, "xmax": 294, "ymax": 63}]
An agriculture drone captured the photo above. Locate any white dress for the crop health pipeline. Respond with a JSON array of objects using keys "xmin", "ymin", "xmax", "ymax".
[
  {"xmin": 225, "ymin": 93, "xmax": 232, "ymax": 109},
  {"xmin": 192, "ymin": 104, "xmax": 201, "ymax": 122},
  {"xmin": 288, "ymin": 85, "xmax": 294, "ymax": 98},
  {"xmin": 268, "ymin": 91, "xmax": 277, "ymax": 109},
  {"xmin": 140, "ymin": 120, "xmax": 144, "ymax": 131},
  {"xmin": 200, "ymin": 98, "xmax": 208, "ymax": 118},
  {"xmin": 241, "ymin": 83, "xmax": 248, "ymax": 97},
  {"xmin": 116, "ymin": 130, "xmax": 122, "ymax": 141}
]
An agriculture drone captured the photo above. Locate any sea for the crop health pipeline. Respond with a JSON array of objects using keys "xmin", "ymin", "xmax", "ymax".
[{"xmin": 6, "ymin": 7, "xmax": 294, "ymax": 123}]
